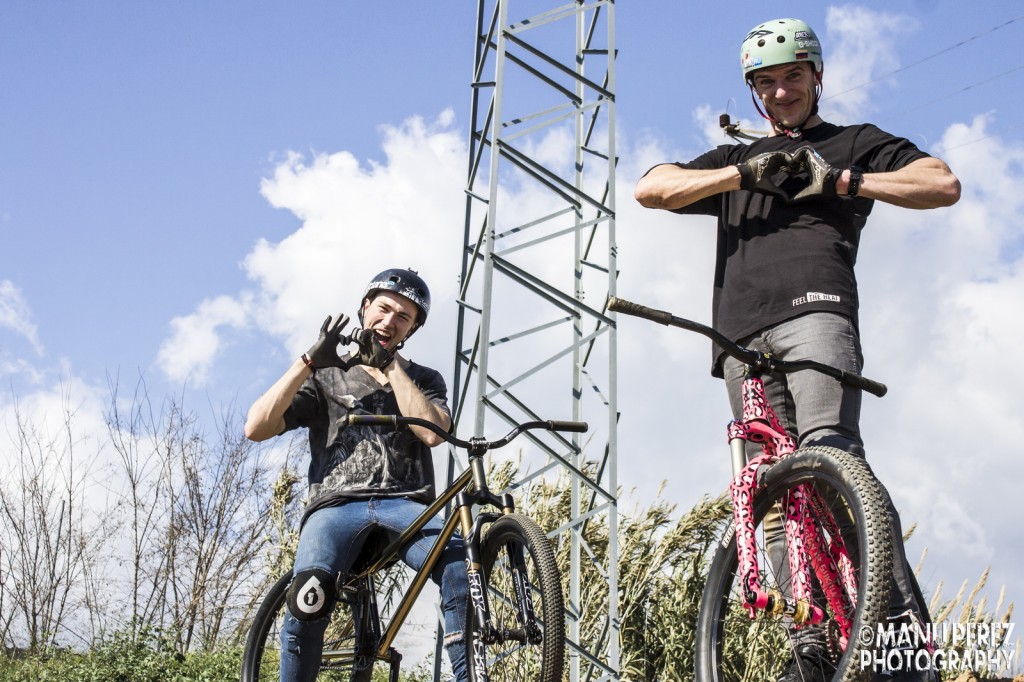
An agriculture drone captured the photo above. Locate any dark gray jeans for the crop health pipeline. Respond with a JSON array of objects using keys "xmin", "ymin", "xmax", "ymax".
[{"xmin": 722, "ymin": 312, "xmax": 924, "ymax": 645}]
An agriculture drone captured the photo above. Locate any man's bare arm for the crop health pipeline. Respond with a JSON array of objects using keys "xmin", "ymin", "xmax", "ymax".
[
  {"xmin": 634, "ymin": 163, "xmax": 742, "ymax": 210},
  {"xmin": 244, "ymin": 357, "xmax": 310, "ymax": 442},
  {"xmin": 843, "ymin": 156, "xmax": 961, "ymax": 209},
  {"xmin": 383, "ymin": 358, "xmax": 451, "ymax": 447}
]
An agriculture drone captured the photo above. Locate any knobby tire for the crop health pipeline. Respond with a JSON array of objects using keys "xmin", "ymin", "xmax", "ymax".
[
  {"xmin": 467, "ymin": 513, "xmax": 566, "ymax": 682},
  {"xmin": 240, "ymin": 571, "xmax": 372, "ymax": 682},
  {"xmin": 695, "ymin": 446, "xmax": 895, "ymax": 682}
]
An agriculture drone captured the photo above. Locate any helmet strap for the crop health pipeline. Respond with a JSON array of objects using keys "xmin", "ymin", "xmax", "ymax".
[
  {"xmin": 747, "ymin": 78, "xmax": 822, "ymax": 141},
  {"xmin": 359, "ymin": 294, "xmax": 420, "ymax": 352},
  {"xmin": 393, "ymin": 324, "xmax": 420, "ymax": 352}
]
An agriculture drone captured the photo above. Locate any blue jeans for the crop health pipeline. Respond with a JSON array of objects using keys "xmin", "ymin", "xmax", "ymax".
[
  {"xmin": 722, "ymin": 313, "xmax": 924, "ymax": 638},
  {"xmin": 280, "ymin": 497, "xmax": 469, "ymax": 682}
]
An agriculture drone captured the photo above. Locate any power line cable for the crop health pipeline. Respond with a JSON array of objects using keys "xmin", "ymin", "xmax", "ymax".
[
  {"xmin": 822, "ymin": 14, "xmax": 1024, "ymax": 102},
  {"xmin": 878, "ymin": 64, "xmax": 1024, "ymax": 123},
  {"xmin": 932, "ymin": 124, "xmax": 1024, "ymax": 155}
]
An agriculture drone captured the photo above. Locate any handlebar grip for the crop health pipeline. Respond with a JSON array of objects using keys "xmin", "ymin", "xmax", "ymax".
[
  {"xmin": 839, "ymin": 371, "xmax": 888, "ymax": 398},
  {"xmin": 608, "ymin": 297, "xmax": 673, "ymax": 325},
  {"xmin": 545, "ymin": 420, "xmax": 589, "ymax": 433},
  {"xmin": 346, "ymin": 414, "xmax": 398, "ymax": 427}
]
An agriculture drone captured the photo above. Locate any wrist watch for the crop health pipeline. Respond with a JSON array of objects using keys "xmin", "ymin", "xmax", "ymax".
[{"xmin": 847, "ymin": 165, "xmax": 863, "ymax": 197}]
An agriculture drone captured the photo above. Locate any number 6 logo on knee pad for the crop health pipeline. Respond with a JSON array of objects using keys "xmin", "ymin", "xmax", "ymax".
[{"xmin": 286, "ymin": 568, "xmax": 336, "ymax": 621}]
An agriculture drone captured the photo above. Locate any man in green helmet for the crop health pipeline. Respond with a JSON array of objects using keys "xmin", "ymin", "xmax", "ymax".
[{"xmin": 635, "ymin": 17, "xmax": 960, "ymax": 682}]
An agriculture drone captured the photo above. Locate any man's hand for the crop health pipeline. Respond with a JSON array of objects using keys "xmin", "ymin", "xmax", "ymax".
[
  {"xmin": 790, "ymin": 146, "xmax": 842, "ymax": 201},
  {"xmin": 736, "ymin": 151, "xmax": 794, "ymax": 199},
  {"xmin": 349, "ymin": 329, "xmax": 395, "ymax": 370},
  {"xmin": 304, "ymin": 313, "xmax": 351, "ymax": 369}
]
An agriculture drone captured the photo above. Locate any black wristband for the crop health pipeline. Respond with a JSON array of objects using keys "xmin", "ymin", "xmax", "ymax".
[{"xmin": 847, "ymin": 165, "xmax": 863, "ymax": 197}]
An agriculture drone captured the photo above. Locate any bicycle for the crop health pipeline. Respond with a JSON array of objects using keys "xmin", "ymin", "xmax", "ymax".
[
  {"xmin": 608, "ymin": 296, "xmax": 898, "ymax": 682},
  {"xmin": 241, "ymin": 413, "xmax": 587, "ymax": 682}
]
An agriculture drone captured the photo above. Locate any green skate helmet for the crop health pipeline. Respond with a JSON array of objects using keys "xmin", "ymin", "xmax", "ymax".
[{"xmin": 740, "ymin": 18, "xmax": 823, "ymax": 84}]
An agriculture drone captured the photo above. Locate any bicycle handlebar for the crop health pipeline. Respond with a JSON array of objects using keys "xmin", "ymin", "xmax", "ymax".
[
  {"xmin": 608, "ymin": 296, "xmax": 887, "ymax": 398},
  {"xmin": 345, "ymin": 414, "xmax": 589, "ymax": 450}
]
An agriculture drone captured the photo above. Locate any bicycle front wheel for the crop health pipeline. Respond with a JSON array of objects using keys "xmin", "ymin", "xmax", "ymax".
[
  {"xmin": 467, "ymin": 513, "xmax": 566, "ymax": 682},
  {"xmin": 695, "ymin": 446, "xmax": 894, "ymax": 682},
  {"xmin": 240, "ymin": 572, "xmax": 373, "ymax": 682}
]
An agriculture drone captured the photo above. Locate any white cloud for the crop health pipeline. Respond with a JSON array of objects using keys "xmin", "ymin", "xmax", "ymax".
[
  {"xmin": 0, "ymin": 286, "xmax": 111, "ymax": 489},
  {"xmin": 611, "ymin": 15, "xmax": 1024, "ymax": 615},
  {"xmin": 152, "ymin": 12, "xmax": 1024, "ymax": 611},
  {"xmin": 157, "ymin": 294, "xmax": 252, "ymax": 385},
  {"xmin": 0, "ymin": 279, "xmax": 43, "ymax": 355},
  {"xmin": 851, "ymin": 112, "xmax": 1024, "ymax": 596},
  {"xmin": 156, "ymin": 110, "xmax": 467, "ymax": 384},
  {"xmin": 0, "ymin": 371, "xmax": 114, "ymax": 520},
  {"xmin": 821, "ymin": 6, "xmax": 917, "ymax": 123}
]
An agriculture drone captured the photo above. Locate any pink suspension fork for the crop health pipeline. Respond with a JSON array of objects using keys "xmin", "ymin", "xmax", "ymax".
[{"xmin": 726, "ymin": 375, "xmax": 857, "ymax": 638}]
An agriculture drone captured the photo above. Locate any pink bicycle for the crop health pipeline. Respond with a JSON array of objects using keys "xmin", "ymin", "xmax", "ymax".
[{"xmin": 610, "ymin": 297, "xmax": 895, "ymax": 682}]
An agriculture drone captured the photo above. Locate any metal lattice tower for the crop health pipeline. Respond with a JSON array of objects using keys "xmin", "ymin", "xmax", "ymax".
[{"xmin": 449, "ymin": 1, "xmax": 619, "ymax": 679}]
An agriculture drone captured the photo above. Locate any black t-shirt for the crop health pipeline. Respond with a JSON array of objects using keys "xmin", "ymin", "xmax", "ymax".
[
  {"xmin": 671, "ymin": 122, "xmax": 928, "ymax": 374},
  {"xmin": 282, "ymin": 356, "xmax": 451, "ymax": 517}
]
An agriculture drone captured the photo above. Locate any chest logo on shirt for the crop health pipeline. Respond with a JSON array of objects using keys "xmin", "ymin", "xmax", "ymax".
[{"xmin": 793, "ymin": 292, "xmax": 841, "ymax": 307}]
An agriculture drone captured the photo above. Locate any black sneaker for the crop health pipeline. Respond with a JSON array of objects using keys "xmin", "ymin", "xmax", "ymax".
[{"xmin": 776, "ymin": 644, "xmax": 837, "ymax": 682}]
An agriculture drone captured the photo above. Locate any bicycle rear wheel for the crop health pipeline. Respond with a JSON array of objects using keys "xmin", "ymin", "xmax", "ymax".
[
  {"xmin": 467, "ymin": 513, "xmax": 566, "ymax": 682},
  {"xmin": 695, "ymin": 446, "xmax": 894, "ymax": 682},
  {"xmin": 240, "ymin": 572, "xmax": 374, "ymax": 682}
]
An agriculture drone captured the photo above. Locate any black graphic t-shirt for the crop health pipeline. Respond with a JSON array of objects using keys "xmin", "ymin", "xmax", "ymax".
[
  {"xmin": 668, "ymin": 123, "xmax": 928, "ymax": 374},
  {"xmin": 281, "ymin": 357, "xmax": 450, "ymax": 517}
]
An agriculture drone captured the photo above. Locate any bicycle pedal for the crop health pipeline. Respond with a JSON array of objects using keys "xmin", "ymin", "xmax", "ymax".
[{"xmin": 388, "ymin": 647, "xmax": 403, "ymax": 682}]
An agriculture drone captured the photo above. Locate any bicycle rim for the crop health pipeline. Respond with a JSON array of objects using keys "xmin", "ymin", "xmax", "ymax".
[
  {"xmin": 695, "ymin": 446, "xmax": 894, "ymax": 682},
  {"xmin": 240, "ymin": 572, "xmax": 373, "ymax": 682},
  {"xmin": 468, "ymin": 513, "xmax": 566, "ymax": 682}
]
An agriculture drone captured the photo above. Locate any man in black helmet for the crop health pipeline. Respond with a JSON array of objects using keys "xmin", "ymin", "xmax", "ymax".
[
  {"xmin": 245, "ymin": 268, "xmax": 468, "ymax": 682},
  {"xmin": 635, "ymin": 17, "xmax": 960, "ymax": 682}
]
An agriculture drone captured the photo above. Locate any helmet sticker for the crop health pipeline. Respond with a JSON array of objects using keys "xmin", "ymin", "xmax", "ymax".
[
  {"xmin": 740, "ymin": 18, "xmax": 823, "ymax": 82},
  {"xmin": 359, "ymin": 268, "xmax": 431, "ymax": 331},
  {"xmin": 400, "ymin": 287, "xmax": 423, "ymax": 301}
]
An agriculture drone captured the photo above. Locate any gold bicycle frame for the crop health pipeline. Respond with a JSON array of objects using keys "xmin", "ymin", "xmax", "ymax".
[{"xmin": 333, "ymin": 465, "xmax": 476, "ymax": 665}]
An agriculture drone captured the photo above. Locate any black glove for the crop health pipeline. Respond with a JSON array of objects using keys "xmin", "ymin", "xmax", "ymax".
[
  {"xmin": 790, "ymin": 146, "xmax": 842, "ymax": 201},
  {"xmin": 349, "ymin": 328, "xmax": 395, "ymax": 370},
  {"xmin": 736, "ymin": 151, "xmax": 794, "ymax": 199},
  {"xmin": 303, "ymin": 313, "xmax": 350, "ymax": 369}
]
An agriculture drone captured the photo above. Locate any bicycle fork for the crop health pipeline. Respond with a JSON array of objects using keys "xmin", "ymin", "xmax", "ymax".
[
  {"xmin": 727, "ymin": 422, "xmax": 859, "ymax": 644},
  {"xmin": 460, "ymin": 463, "xmax": 543, "ymax": 681}
]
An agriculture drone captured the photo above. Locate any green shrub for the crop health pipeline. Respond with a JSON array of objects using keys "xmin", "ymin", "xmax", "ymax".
[{"xmin": 0, "ymin": 626, "xmax": 241, "ymax": 682}]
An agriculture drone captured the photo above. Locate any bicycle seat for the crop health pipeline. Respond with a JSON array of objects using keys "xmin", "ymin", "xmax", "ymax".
[{"xmin": 349, "ymin": 529, "xmax": 398, "ymax": 574}]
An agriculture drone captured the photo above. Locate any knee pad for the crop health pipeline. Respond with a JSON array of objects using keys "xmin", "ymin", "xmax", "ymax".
[{"xmin": 286, "ymin": 568, "xmax": 336, "ymax": 622}]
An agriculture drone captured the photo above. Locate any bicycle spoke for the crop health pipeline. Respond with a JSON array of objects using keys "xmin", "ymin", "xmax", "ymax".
[
  {"xmin": 240, "ymin": 573, "xmax": 374, "ymax": 682},
  {"xmin": 469, "ymin": 514, "xmax": 565, "ymax": 682},
  {"xmin": 696, "ymin": 448, "xmax": 894, "ymax": 682}
]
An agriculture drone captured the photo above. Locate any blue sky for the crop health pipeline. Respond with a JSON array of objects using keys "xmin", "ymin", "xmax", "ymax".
[
  {"xmin": 3, "ymin": 0, "xmax": 1024, "ymax": 664},
  {"xmin": 3, "ymin": 0, "xmax": 1020, "ymax": 373}
]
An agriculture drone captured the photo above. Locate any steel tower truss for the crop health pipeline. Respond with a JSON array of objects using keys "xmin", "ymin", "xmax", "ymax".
[{"xmin": 450, "ymin": 1, "xmax": 619, "ymax": 679}]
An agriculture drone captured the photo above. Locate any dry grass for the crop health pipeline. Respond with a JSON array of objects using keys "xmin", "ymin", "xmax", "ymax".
[
  {"xmin": 499, "ymin": 457, "xmax": 1021, "ymax": 681},
  {"xmin": 922, "ymin": 558, "xmax": 1019, "ymax": 680}
]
